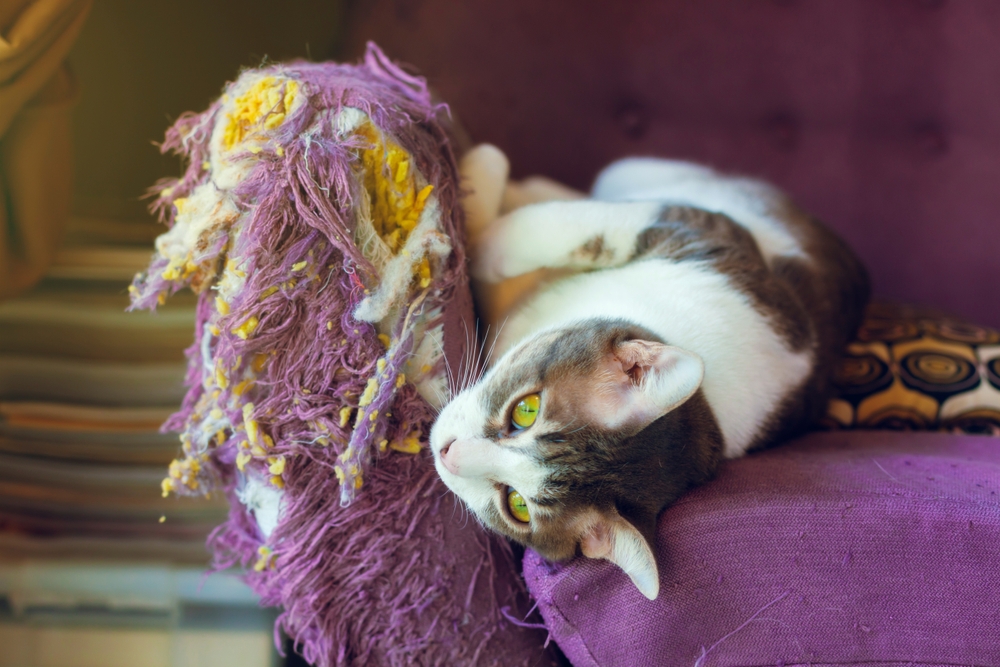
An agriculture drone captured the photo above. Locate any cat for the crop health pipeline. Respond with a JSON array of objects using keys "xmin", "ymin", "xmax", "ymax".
[{"xmin": 430, "ymin": 157, "xmax": 869, "ymax": 599}]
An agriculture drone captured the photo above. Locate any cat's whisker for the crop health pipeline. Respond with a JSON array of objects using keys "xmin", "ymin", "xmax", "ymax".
[
  {"xmin": 465, "ymin": 319, "xmax": 491, "ymax": 393},
  {"xmin": 482, "ymin": 317, "xmax": 508, "ymax": 369},
  {"xmin": 460, "ymin": 318, "xmax": 473, "ymax": 394},
  {"xmin": 472, "ymin": 323, "xmax": 495, "ymax": 386},
  {"xmin": 440, "ymin": 338, "xmax": 457, "ymax": 401},
  {"xmin": 456, "ymin": 318, "xmax": 476, "ymax": 394},
  {"xmin": 447, "ymin": 318, "xmax": 477, "ymax": 399},
  {"xmin": 467, "ymin": 320, "xmax": 494, "ymax": 390},
  {"xmin": 427, "ymin": 381, "xmax": 448, "ymax": 414},
  {"xmin": 469, "ymin": 319, "xmax": 486, "ymax": 390},
  {"xmin": 452, "ymin": 319, "xmax": 468, "ymax": 397}
]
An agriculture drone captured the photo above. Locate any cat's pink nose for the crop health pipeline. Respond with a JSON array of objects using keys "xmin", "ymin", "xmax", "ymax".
[{"xmin": 439, "ymin": 438, "xmax": 460, "ymax": 475}]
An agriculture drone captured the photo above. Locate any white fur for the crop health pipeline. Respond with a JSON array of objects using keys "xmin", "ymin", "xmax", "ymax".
[
  {"xmin": 605, "ymin": 522, "xmax": 659, "ymax": 600},
  {"xmin": 431, "ymin": 385, "xmax": 549, "ymax": 520},
  {"xmin": 459, "ymin": 144, "xmax": 510, "ymax": 242},
  {"xmin": 401, "ymin": 315, "xmax": 450, "ymax": 410},
  {"xmin": 592, "ymin": 158, "xmax": 805, "ymax": 263},
  {"xmin": 473, "ymin": 201, "xmax": 662, "ymax": 282},
  {"xmin": 432, "ymin": 157, "xmax": 817, "ymax": 598},
  {"xmin": 470, "ymin": 157, "xmax": 816, "ymax": 455},
  {"xmin": 496, "ymin": 260, "xmax": 811, "ymax": 457}
]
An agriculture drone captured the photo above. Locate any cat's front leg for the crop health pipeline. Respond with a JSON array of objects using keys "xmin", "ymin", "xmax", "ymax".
[{"xmin": 472, "ymin": 200, "xmax": 662, "ymax": 282}]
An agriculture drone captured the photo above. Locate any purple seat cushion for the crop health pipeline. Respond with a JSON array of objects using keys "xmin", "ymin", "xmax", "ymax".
[{"xmin": 524, "ymin": 430, "xmax": 1000, "ymax": 666}]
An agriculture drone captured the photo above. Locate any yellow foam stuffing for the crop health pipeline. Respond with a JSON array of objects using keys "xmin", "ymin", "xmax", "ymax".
[
  {"xmin": 356, "ymin": 123, "xmax": 434, "ymax": 254},
  {"xmin": 267, "ymin": 456, "xmax": 286, "ymax": 476},
  {"xmin": 357, "ymin": 377, "xmax": 379, "ymax": 408},
  {"xmin": 251, "ymin": 354, "xmax": 269, "ymax": 373},
  {"xmin": 243, "ymin": 403, "xmax": 259, "ymax": 445},
  {"xmin": 390, "ymin": 433, "xmax": 422, "ymax": 455},
  {"xmin": 162, "ymin": 452, "xmax": 209, "ymax": 496},
  {"xmin": 161, "ymin": 255, "xmax": 199, "ymax": 282},
  {"xmin": 232, "ymin": 315, "xmax": 259, "ymax": 340},
  {"xmin": 254, "ymin": 545, "xmax": 276, "ymax": 572},
  {"xmin": 223, "ymin": 76, "xmax": 300, "ymax": 150}
]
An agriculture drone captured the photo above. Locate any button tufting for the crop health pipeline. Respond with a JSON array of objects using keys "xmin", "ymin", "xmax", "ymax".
[
  {"xmin": 914, "ymin": 121, "xmax": 949, "ymax": 157},
  {"xmin": 764, "ymin": 112, "xmax": 800, "ymax": 152},
  {"xmin": 614, "ymin": 100, "xmax": 649, "ymax": 140}
]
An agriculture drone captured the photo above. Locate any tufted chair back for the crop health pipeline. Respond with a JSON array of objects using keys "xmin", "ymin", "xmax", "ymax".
[{"xmin": 344, "ymin": 0, "xmax": 1000, "ymax": 327}]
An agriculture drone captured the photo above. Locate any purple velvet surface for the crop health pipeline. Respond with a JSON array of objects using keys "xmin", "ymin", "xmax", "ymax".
[
  {"xmin": 344, "ymin": 0, "xmax": 1000, "ymax": 329},
  {"xmin": 524, "ymin": 430, "xmax": 1000, "ymax": 666}
]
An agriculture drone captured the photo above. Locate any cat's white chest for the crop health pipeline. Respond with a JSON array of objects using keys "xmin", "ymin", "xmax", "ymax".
[{"xmin": 497, "ymin": 259, "xmax": 813, "ymax": 457}]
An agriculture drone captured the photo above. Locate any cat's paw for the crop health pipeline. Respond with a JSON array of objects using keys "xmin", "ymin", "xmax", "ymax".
[
  {"xmin": 470, "ymin": 206, "xmax": 563, "ymax": 281},
  {"xmin": 470, "ymin": 228, "xmax": 516, "ymax": 283}
]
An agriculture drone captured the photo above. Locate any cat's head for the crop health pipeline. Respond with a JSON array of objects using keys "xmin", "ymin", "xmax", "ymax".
[{"xmin": 430, "ymin": 319, "xmax": 723, "ymax": 600}]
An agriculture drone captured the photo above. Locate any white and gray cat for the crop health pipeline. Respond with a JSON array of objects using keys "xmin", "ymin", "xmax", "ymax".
[{"xmin": 431, "ymin": 156, "xmax": 869, "ymax": 599}]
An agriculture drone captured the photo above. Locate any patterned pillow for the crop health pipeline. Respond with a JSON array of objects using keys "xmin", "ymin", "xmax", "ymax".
[{"xmin": 825, "ymin": 302, "xmax": 1000, "ymax": 436}]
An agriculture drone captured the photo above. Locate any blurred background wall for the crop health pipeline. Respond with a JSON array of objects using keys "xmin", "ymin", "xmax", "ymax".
[
  {"xmin": 1, "ymin": 3, "xmax": 345, "ymax": 666},
  {"xmin": 69, "ymin": 0, "xmax": 345, "ymax": 219}
]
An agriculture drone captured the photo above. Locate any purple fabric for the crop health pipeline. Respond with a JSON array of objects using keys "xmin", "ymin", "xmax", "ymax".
[
  {"xmin": 131, "ymin": 45, "xmax": 554, "ymax": 667},
  {"xmin": 524, "ymin": 430, "xmax": 1000, "ymax": 666},
  {"xmin": 344, "ymin": 0, "xmax": 1000, "ymax": 329}
]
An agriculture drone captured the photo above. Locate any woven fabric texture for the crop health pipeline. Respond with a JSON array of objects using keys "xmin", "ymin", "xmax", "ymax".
[{"xmin": 525, "ymin": 430, "xmax": 1000, "ymax": 666}]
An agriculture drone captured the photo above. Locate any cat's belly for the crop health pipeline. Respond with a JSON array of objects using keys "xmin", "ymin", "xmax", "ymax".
[{"xmin": 497, "ymin": 259, "xmax": 813, "ymax": 457}]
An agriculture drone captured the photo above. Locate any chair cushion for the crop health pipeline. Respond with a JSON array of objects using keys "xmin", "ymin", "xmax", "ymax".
[{"xmin": 524, "ymin": 430, "xmax": 1000, "ymax": 666}]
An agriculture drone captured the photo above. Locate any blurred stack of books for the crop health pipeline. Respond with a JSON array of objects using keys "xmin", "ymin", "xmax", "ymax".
[{"xmin": 0, "ymin": 218, "xmax": 277, "ymax": 667}]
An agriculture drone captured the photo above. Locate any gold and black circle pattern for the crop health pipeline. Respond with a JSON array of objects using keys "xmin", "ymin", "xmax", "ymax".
[
  {"xmin": 898, "ymin": 351, "xmax": 980, "ymax": 398},
  {"xmin": 831, "ymin": 353, "xmax": 894, "ymax": 399},
  {"xmin": 930, "ymin": 320, "xmax": 1000, "ymax": 345},
  {"xmin": 944, "ymin": 410, "xmax": 1000, "ymax": 435},
  {"xmin": 987, "ymin": 358, "xmax": 1000, "ymax": 391},
  {"xmin": 863, "ymin": 406, "xmax": 932, "ymax": 431},
  {"xmin": 825, "ymin": 301, "xmax": 1000, "ymax": 437}
]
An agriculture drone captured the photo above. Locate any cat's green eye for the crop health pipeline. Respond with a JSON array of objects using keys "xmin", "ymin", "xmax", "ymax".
[
  {"xmin": 511, "ymin": 393, "xmax": 541, "ymax": 430},
  {"xmin": 507, "ymin": 487, "xmax": 530, "ymax": 523}
]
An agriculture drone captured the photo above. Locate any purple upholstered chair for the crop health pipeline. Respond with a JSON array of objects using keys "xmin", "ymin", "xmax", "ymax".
[{"xmin": 343, "ymin": 3, "xmax": 1000, "ymax": 664}]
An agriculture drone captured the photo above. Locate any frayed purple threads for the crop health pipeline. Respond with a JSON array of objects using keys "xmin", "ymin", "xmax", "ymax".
[{"xmin": 127, "ymin": 43, "xmax": 546, "ymax": 667}]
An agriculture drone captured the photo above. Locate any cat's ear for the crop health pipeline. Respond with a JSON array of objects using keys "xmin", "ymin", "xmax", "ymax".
[
  {"xmin": 580, "ymin": 511, "xmax": 659, "ymax": 600},
  {"xmin": 596, "ymin": 340, "xmax": 704, "ymax": 430}
]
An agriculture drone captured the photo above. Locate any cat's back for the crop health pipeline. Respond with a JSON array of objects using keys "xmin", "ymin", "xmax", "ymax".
[
  {"xmin": 592, "ymin": 157, "xmax": 869, "ymax": 449},
  {"xmin": 594, "ymin": 157, "xmax": 869, "ymax": 370},
  {"xmin": 592, "ymin": 157, "xmax": 804, "ymax": 263}
]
